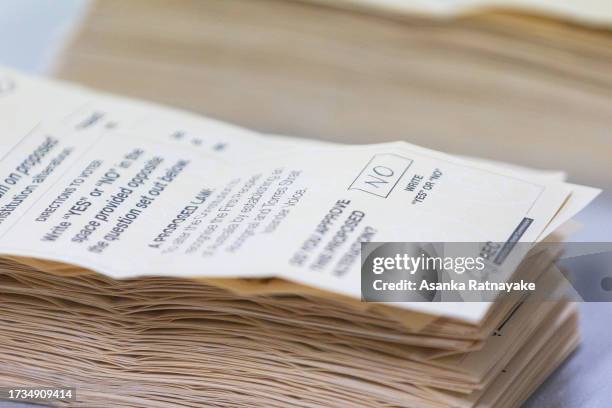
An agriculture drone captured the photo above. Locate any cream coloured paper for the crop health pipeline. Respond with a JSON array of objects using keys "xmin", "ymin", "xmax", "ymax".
[{"xmin": 0, "ymin": 67, "xmax": 598, "ymax": 323}]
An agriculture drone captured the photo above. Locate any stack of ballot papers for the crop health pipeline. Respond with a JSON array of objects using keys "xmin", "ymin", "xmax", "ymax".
[
  {"xmin": 0, "ymin": 67, "xmax": 601, "ymax": 407},
  {"xmin": 54, "ymin": 0, "xmax": 612, "ymax": 190}
]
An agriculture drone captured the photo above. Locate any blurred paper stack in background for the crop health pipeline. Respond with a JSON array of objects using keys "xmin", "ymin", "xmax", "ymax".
[{"xmin": 55, "ymin": 0, "xmax": 612, "ymax": 190}]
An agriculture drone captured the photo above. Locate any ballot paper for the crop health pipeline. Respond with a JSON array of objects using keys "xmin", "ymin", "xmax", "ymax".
[
  {"xmin": 0, "ymin": 66, "xmax": 599, "ymax": 323},
  {"xmin": 0, "ymin": 66, "xmax": 601, "ymax": 408}
]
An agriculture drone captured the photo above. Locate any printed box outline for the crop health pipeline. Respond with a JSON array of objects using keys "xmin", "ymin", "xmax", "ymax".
[{"xmin": 348, "ymin": 153, "xmax": 413, "ymax": 198}]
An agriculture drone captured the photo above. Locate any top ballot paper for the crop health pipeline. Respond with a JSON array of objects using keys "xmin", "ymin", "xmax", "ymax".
[{"xmin": 0, "ymin": 66, "xmax": 600, "ymax": 323}]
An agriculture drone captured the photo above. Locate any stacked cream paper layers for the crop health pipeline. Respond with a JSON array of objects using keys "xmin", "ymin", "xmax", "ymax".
[
  {"xmin": 55, "ymin": 0, "xmax": 612, "ymax": 192},
  {"xmin": 0, "ymin": 67, "xmax": 600, "ymax": 407}
]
